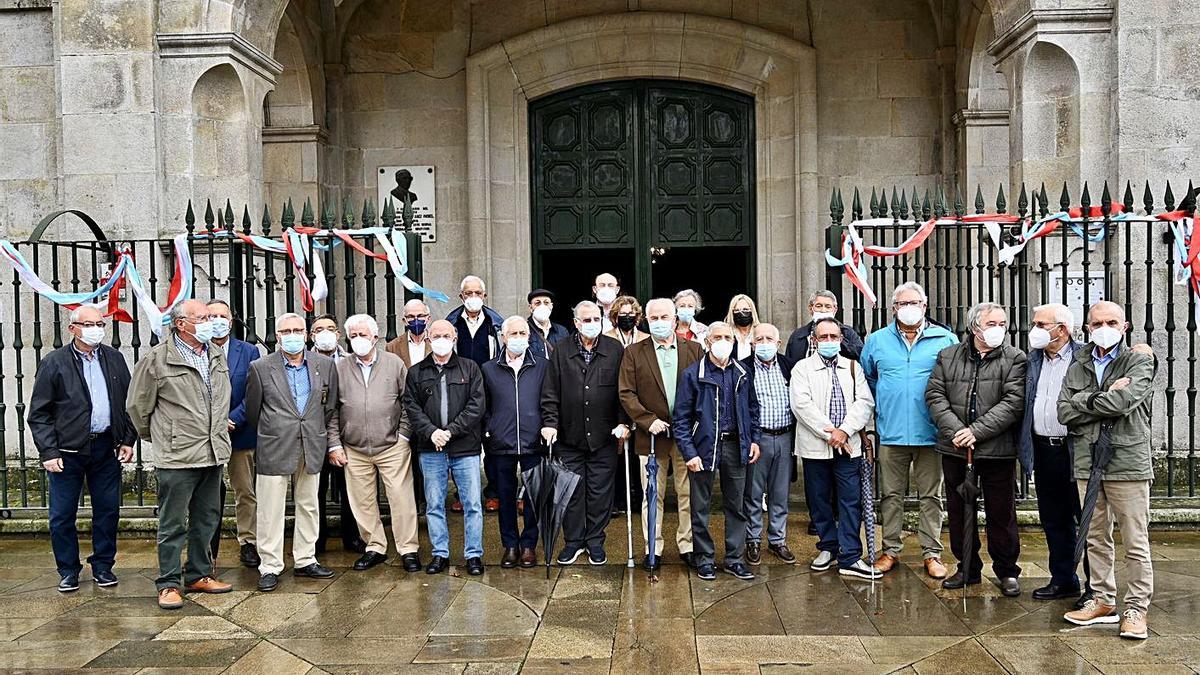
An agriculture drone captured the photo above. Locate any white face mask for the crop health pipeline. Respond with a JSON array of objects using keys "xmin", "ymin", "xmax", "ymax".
[
  {"xmin": 80, "ymin": 325, "xmax": 105, "ymax": 347},
  {"xmin": 980, "ymin": 326, "xmax": 1007, "ymax": 349},
  {"xmin": 532, "ymin": 305, "xmax": 552, "ymax": 323},
  {"xmin": 430, "ymin": 337, "xmax": 455, "ymax": 357},
  {"xmin": 313, "ymin": 331, "xmax": 339, "ymax": 352},
  {"xmin": 578, "ymin": 321, "xmax": 602, "ymax": 339},
  {"xmin": 811, "ymin": 311, "xmax": 835, "ymax": 322},
  {"xmin": 463, "ymin": 296, "xmax": 484, "ymax": 313},
  {"xmin": 1027, "ymin": 326, "xmax": 1052, "ymax": 350},
  {"xmin": 709, "ymin": 340, "xmax": 734, "ymax": 361},
  {"xmin": 1091, "ymin": 325, "xmax": 1123, "ymax": 350},
  {"xmin": 896, "ymin": 304, "xmax": 925, "ymax": 327},
  {"xmin": 596, "ymin": 287, "xmax": 617, "ymax": 305},
  {"xmin": 350, "ymin": 336, "xmax": 375, "ymax": 358},
  {"xmin": 210, "ymin": 317, "xmax": 231, "ymax": 339}
]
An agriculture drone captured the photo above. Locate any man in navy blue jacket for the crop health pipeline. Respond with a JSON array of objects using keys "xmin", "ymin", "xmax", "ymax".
[
  {"xmin": 207, "ymin": 300, "xmax": 262, "ymax": 568},
  {"xmin": 481, "ymin": 316, "xmax": 549, "ymax": 568},
  {"xmin": 673, "ymin": 321, "xmax": 761, "ymax": 582}
]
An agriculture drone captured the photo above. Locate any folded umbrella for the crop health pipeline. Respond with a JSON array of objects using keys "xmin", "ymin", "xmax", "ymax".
[
  {"xmin": 645, "ymin": 434, "xmax": 660, "ymax": 579},
  {"xmin": 1074, "ymin": 423, "xmax": 1116, "ymax": 568},
  {"xmin": 859, "ymin": 431, "xmax": 878, "ymax": 593},
  {"xmin": 957, "ymin": 447, "xmax": 981, "ymax": 614},
  {"xmin": 524, "ymin": 441, "xmax": 582, "ymax": 579}
]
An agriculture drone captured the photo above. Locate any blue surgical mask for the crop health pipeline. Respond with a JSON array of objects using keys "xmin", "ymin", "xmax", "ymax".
[
  {"xmin": 578, "ymin": 322, "xmax": 602, "ymax": 339},
  {"xmin": 677, "ymin": 307, "xmax": 696, "ymax": 323},
  {"xmin": 191, "ymin": 321, "xmax": 214, "ymax": 344},
  {"xmin": 280, "ymin": 334, "xmax": 306, "ymax": 355},
  {"xmin": 210, "ymin": 317, "xmax": 231, "ymax": 339},
  {"xmin": 648, "ymin": 320, "xmax": 673, "ymax": 339},
  {"xmin": 506, "ymin": 336, "xmax": 529, "ymax": 355},
  {"xmin": 817, "ymin": 341, "xmax": 841, "ymax": 359},
  {"xmin": 754, "ymin": 343, "xmax": 778, "ymax": 361}
]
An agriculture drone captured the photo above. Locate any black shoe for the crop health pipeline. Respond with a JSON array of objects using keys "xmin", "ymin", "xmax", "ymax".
[
  {"xmin": 679, "ymin": 552, "xmax": 695, "ymax": 568},
  {"xmin": 696, "ymin": 563, "xmax": 716, "ymax": 581},
  {"xmin": 642, "ymin": 554, "xmax": 661, "ymax": 572},
  {"xmin": 724, "ymin": 562, "xmax": 755, "ymax": 580},
  {"xmin": 501, "ymin": 547, "xmax": 519, "ymax": 569},
  {"xmin": 466, "ymin": 557, "xmax": 484, "ymax": 576},
  {"xmin": 1074, "ymin": 589, "xmax": 1095, "ymax": 611},
  {"xmin": 257, "ymin": 573, "xmax": 278, "ymax": 592},
  {"xmin": 401, "ymin": 553, "xmax": 422, "ymax": 573},
  {"xmin": 239, "ymin": 543, "xmax": 261, "ymax": 568},
  {"xmin": 556, "ymin": 547, "xmax": 583, "ymax": 565},
  {"xmin": 92, "ymin": 569, "xmax": 118, "ymax": 587},
  {"xmin": 746, "ymin": 541, "xmax": 761, "ymax": 566},
  {"xmin": 426, "ymin": 556, "xmax": 448, "ymax": 574},
  {"xmin": 315, "ymin": 538, "xmax": 327, "ymax": 555},
  {"xmin": 767, "ymin": 543, "xmax": 797, "ymax": 564},
  {"xmin": 353, "ymin": 551, "xmax": 388, "ymax": 571},
  {"xmin": 58, "ymin": 574, "xmax": 80, "ymax": 593},
  {"xmin": 1000, "ymin": 577, "xmax": 1021, "ymax": 597},
  {"xmin": 588, "ymin": 547, "xmax": 607, "ymax": 565},
  {"xmin": 1032, "ymin": 582, "xmax": 1081, "ymax": 601},
  {"xmin": 294, "ymin": 563, "xmax": 335, "ymax": 579},
  {"xmin": 941, "ymin": 569, "xmax": 982, "ymax": 590},
  {"xmin": 345, "ymin": 538, "xmax": 368, "ymax": 555},
  {"xmin": 806, "ymin": 522, "xmax": 818, "ymax": 536}
]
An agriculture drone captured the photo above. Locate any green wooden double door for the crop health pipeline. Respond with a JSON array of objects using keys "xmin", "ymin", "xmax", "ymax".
[{"xmin": 531, "ymin": 80, "xmax": 755, "ymax": 323}]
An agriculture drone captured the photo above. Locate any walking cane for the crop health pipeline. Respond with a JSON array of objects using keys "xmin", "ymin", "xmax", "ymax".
[{"xmin": 624, "ymin": 432, "xmax": 635, "ymax": 568}]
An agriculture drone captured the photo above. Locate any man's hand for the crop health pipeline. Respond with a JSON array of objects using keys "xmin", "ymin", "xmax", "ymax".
[
  {"xmin": 748, "ymin": 442, "xmax": 761, "ymax": 464},
  {"xmin": 1131, "ymin": 343, "xmax": 1154, "ymax": 356},
  {"xmin": 327, "ymin": 448, "xmax": 348, "ymax": 467},
  {"xmin": 685, "ymin": 457, "xmax": 703, "ymax": 472},
  {"xmin": 825, "ymin": 427, "xmax": 850, "ymax": 449},
  {"xmin": 1109, "ymin": 377, "xmax": 1131, "ymax": 391},
  {"xmin": 117, "ymin": 445, "xmax": 134, "ymax": 463},
  {"xmin": 431, "ymin": 429, "xmax": 452, "ymax": 448},
  {"xmin": 43, "ymin": 458, "xmax": 64, "ymax": 473},
  {"xmin": 952, "ymin": 427, "xmax": 976, "ymax": 448},
  {"xmin": 648, "ymin": 419, "xmax": 670, "ymax": 435},
  {"xmin": 228, "ymin": 419, "xmax": 236, "ymax": 431},
  {"xmin": 612, "ymin": 424, "xmax": 629, "ymax": 441},
  {"xmin": 540, "ymin": 427, "xmax": 557, "ymax": 445}
]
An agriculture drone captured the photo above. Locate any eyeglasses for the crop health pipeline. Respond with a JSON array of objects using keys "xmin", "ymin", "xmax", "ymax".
[
  {"xmin": 311, "ymin": 326, "xmax": 336, "ymax": 333},
  {"xmin": 461, "ymin": 290, "xmax": 485, "ymax": 298},
  {"xmin": 577, "ymin": 317, "xmax": 602, "ymax": 324},
  {"xmin": 72, "ymin": 321, "xmax": 106, "ymax": 329},
  {"xmin": 278, "ymin": 328, "xmax": 306, "ymax": 336},
  {"xmin": 1031, "ymin": 321, "xmax": 1061, "ymax": 330},
  {"xmin": 894, "ymin": 300, "xmax": 924, "ymax": 308},
  {"xmin": 404, "ymin": 313, "xmax": 430, "ymax": 321},
  {"xmin": 814, "ymin": 335, "xmax": 842, "ymax": 343}
]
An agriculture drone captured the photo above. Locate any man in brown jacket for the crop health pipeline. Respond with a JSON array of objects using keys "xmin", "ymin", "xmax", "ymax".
[
  {"xmin": 619, "ymin": 297, "xmax": 704, "ymax": 570},
  {"xmin": 328, "ymin": 314, "xmax": 422, "ymax": 573},
  {"xmin": 385, "ymin": 299, "xmax": 432, "ymax": 368}
]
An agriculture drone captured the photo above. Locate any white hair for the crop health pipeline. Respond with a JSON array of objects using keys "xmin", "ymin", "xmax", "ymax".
[
  {"xmin": 343, "ymin": 313, "xmax": 379, "ymax": 336},
  {"xmin": 755, "ymin": 322, "xmax": 781, "ymax": 340},
  {"xmin": 1033, "ymin": 303, "xmax": 1074, "ymax": 332},
  {"xmin": 891, "ymin": 281, "xmax": 928, "ymax": 304},
  {"xmin": 501, "ymin": 315, "xmax": 528, "ymax": 334},
  {"xmin": 275, "ymin": 312, "xmax": 305, "ymax": 332},
  {"xmin": 402, "ymin": 298, "xmax": 429, "ymax": 314},
  {"xmin": 967, "ymin": 302, "xmax": 1006, "ymax": 332},
  {"xmin": 68, "ymin": 304, "xmax": 104, "ymax": 324},
  {"xmin": 807, "ymin": 290, "xmax": 838, "ymax": 306},
  {"xmin": 459, "ymin": 275, "xmax": 486, "ymax": 293},
  {"xmin": 573, "ymin": 300, "xmax": 600, "ymax": 318},
  {"xmin": 645, "ymin": 298, "xmax": 676, "ymax": 316},
  {"xmin": 672, "ymin": 289, "xmax": 703, "ymax": 309}
]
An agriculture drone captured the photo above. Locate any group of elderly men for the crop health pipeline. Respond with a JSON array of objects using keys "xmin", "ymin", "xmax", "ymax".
[{"xmin": 28, "ymin": 271, "xmax": 1156, "ymax": 640}]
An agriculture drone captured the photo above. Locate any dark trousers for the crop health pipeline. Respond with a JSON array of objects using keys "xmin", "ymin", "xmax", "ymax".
[
  {"xmin": 1034, "ymin": 437, "xmax": 1088, "ymax": 588},
  {"xmin": 689, "ymin": 439, "xmax": 751, "ymax": 567},
  {"xmin": 210, "ymin": 480, "xmax": 228, "ymax": 559},
  {"xmin": 317, "ymin": 457, "xmax": 360, "ymax": 550},
  {"xmin": 483, "ymin": 453, "xmax": 500, "ymax": 500},
  {"xmin": 494, "ymin": 453, "xmax": 541, "ymax": 549},
  {"xmin": 155, "ymin": 465, "xmax": 223, "ymax": 590},
  {"xmin": 943, "ymin": 454, "xmax": 1021, "ymax": 579},
  {"xmin": 803, "ymin": 454, "xmax": 863, "ymax": 569},
  {"xmin": 612, "ymin": 446, "xmax": 644, "ymax": 513},
  {"xmin": 48, "ymin": 434, "xmax": 122, "ymax": 577},
  {"xmin": 559, "ymin": 445, "xmax": 617, "ymax": 551}
]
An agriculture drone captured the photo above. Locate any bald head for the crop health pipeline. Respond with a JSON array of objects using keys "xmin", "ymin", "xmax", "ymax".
[
  {"xmin": 1088, "ymin": 300, "xmax": 1126, "ymax": 324},
  {"xmin": 428, "ymin": 319, "xmax": 456, "ymax": 341},
  {"xmin": 403, "ymin": 298, "xmax": 429, "ymax": 315}
]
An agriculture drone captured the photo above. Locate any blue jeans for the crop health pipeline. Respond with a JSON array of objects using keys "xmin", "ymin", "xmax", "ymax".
[
  {"xmin": 48, "ymin": 433, "xmax": 122, "ymax": 577},
  {"xmin": 803, "ymin": 454, "xmax": 863, "ymax": 569},
  {"xmin": 420, "ymin": 452, "xmax": 483, "ymax": 559}
]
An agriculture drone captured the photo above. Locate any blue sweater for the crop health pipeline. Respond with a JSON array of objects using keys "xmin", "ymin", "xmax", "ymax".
[{"xmin": 859, "ymin": 321, "xmax": 958, "ymax": 446}]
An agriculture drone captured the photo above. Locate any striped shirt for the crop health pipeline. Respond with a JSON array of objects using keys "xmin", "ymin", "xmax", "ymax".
[
  {"xmin": 753, "ymin": 358, "xmax": 793, "ymax": 430},
  {"xmin": 173, "ymin": 333, "xmax": 211, "ymax": 392}
]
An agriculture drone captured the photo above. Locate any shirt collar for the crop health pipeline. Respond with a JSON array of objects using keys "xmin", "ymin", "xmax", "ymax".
[
  {"xmin": 1093, "ymin": 344, "xmax": 1120, "ymax": 363},
  {"xmin": 754, "ymin": 356, "xmax": 776, "ymax": 371},
  {"xmin": 1045, "ymin": 341, "xmax": 1074, "ymax": 361},
  {"xmin": 282, "ymin": 351, "xmax": 307, "ymax": 368},
  {"xmin": 71, "ymin": 342, "xmax": 97, "ymax": 361},
  {"xmin": 174, "ymin": 332, "xmax": 207, "ymax": 356}
]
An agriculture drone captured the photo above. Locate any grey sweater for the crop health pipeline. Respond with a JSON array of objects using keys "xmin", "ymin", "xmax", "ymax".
[{"xmin": 327, "ymin": 349, "xmax": 412, "ymax": 455}]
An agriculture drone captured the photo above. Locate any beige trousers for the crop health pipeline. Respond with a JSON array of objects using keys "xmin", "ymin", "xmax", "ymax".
[
  {"xmin": 227, "ymin": 449, "xmax": 257, "ymax": 545},
  {"xmin": 878, "ymin": 444, "xmax": 945, "ymax": 559},
  {"xmin": 1078, "ymin": 479, "xmax": 1154, "ymax": 612},
  {"xmin": 345, "ymin": 438, "xmax": 420, "ymax": 556},
  {"xmin": 256, "ymin": 452, "xmax": 320, "ymax": 575},
  {"xmin": 639, "ymin": 449, "xmax": 693, "ymax": 555}
]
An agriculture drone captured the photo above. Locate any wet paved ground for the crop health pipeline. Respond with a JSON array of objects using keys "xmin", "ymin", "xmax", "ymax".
[{"xmin": 3, "ymin": 514, "xmax": 1200, "ymax": 673}]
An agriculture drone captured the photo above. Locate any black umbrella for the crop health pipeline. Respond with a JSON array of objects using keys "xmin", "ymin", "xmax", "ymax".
[
  {"xmin": 1073, "ymin": 423, "xmax": 1116, "ymax": 568},
  {"xmin": 524, "ymin": 441, "xmax": 582, "ymax": 579},
  {"xmin": 956, "ymin": 447, "xmax": 981, "ymax": 614}
]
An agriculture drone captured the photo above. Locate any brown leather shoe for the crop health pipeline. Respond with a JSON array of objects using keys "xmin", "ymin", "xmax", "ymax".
[
  {"xmin": 873, "ymin": 553, "xmax": 897, "ymax": 573},
  {"xmin": 519, "ymin": 547, "xmax": 537, "ymax": 568},
  {"xmin": 501, "ymin": 547, "xmax": 519, "ymax": 568},
  {"xmin": 158, "ymin": 587, "xmax": 184, "ymax": 609},
  {"xmin": 485, "ymin": 498, "xmax": 500, "ymax": 512},
  {"xmin": 924, "ymin": 557, "xmax": 947, "ymax": 579},
  {"xmin": 184, "ymin": 576, "xmax": 232, "ymax": 594}
]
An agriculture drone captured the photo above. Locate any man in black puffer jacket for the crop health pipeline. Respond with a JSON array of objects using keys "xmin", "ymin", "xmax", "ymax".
[{"xmin": 926, "ymin": 302, "xmax": 1027, "ymax": 597}]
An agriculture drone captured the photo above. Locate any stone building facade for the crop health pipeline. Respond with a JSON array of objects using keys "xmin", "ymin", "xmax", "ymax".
[{"xmin": 0, "ymin": 0, "xmax": 1196, "ymax": 327}]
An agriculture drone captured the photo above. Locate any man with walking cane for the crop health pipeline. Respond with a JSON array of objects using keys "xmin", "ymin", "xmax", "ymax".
[{"xmin": 1059, "ymin": 301, "xmax": 1156, "ymax": 640}]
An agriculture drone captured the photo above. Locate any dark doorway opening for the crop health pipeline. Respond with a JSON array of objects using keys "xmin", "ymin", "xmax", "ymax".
[
  {"xmin": 537, "ymin": 248, "xmax": 636, "ymax": 327},
  {"xmin": 651, "ymin": 245, "xmax": 750, "ymax": 325}
]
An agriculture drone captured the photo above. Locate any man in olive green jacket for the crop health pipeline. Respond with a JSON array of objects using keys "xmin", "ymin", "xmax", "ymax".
[
  {"xmin": 1058, "ymin": 301, "xmax": 1155, "ymax": 640},
  {"xmin": 127, "ymin": 299, "xmax": 234, "ymax": 610}
]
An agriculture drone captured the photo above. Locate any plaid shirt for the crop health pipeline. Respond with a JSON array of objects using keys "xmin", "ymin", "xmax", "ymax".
[
  {"xmin": 823, "ymin": 355, "xmax": 846, "ymax": 427},
  {"xmin": 753, "ymin": 358, "xmax": 793, "ymax": 429},
  {"xmin": 574, "ymin": 333, "xmax": 596, "ymax": 365},
  {"xmin": 173, "ymin": 332, "xmax": 211, "ymax": 392}
]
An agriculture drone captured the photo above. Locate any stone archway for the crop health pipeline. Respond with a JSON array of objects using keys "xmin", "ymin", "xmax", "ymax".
[{"xmin": 465, "ymin": 12, "xmax": 817, "ymax": 329}]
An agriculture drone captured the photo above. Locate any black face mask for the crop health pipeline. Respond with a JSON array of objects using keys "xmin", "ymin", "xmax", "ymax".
[
  {"xmin": 616, "ymin": 315, "xmax": 637, "ymax": 332},
  {"xmin": 732, "ymin": 310, "xmax": 754, "ymax": 327}
]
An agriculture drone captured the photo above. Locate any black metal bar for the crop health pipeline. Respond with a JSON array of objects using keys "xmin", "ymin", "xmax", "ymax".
[
  {"xmin": 382, "ymin": 198, "xmax": 398, "ymax": 341},
  {"xmin": 11, "ymin": 249, "xmax": 29, "ymax": 507},
  {"xmin": 363, "ymin": 200, "xmax": 378, "ymax": 330},
  {"xmin": 1164, "ymin": 181, "xmax": 1177, "ymax": 497},
  {"xmin": 243, "ymin": 207, "xmax": 257, "ymax": 345},
  {"xmin": 322, "ymin": 199, "xmax": 337, "ymax": 321},
  {"xmin": 1143, "ymin": 183, "xmax": 1156, "ymax": 346},
  {"xmin": 342, "ymin": 199, "xmax": 357, "ymax": 322},
  {"xmin": 264, "ymin": 203, "xmax": 280, "ymax": 353}
]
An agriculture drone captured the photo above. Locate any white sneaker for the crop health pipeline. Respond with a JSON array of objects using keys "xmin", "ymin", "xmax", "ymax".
[
  {"xmin": 810, "ymin": 550, "xmax": 835, "ymax": 571},
  {"xmin": 839, "ymin": 560, "xmax": 883, "ymax": 580}
]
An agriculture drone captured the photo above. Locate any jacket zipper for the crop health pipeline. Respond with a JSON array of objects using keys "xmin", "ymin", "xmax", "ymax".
[{"xmin": 513, "ymin": 361, "xmax": 522, "ymax": 456}]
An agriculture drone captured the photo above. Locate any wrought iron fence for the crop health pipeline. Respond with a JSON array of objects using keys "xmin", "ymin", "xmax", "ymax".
[
  {"xmin": 0, "ymin": 197, "xmax": 425, "ymax": 513},
  {"xmin": 825, "ymin": 180, "xmax": 1199, "ymax": 499}
]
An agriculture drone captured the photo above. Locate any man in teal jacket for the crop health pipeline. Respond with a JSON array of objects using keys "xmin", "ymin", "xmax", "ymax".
[{"xmin": 860, "ymin": 281, "xmax": 958, "ymax": 578}]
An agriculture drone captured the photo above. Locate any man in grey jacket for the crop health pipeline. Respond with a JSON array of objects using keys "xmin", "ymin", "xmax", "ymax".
[
  {"xmin": 128, "ymin": 299, "xmax": 234, "ymax": 610},
  {"xmin": 327, "ymin": 314, "xmax": 422, "ymax": 573},
  {"xmin": 245, "ymin": 313, "xmax": 339, "ymax": 592}
]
